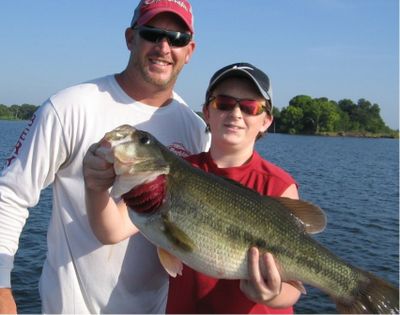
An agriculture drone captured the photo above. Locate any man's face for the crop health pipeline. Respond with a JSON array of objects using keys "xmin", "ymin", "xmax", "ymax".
[{"xmin": 130, "ymin": 12, "xmax": 195, "ymax": 90}]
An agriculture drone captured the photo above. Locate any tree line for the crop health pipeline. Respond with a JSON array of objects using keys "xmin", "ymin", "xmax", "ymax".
[
  {"xmin": 271, "ymin": 95, "xmax": 397, "ymax": 137},
  {"xmin": 0, "ymin": 104, "xmax": 38, "ymax": 120},
  {"xmin": 1, "ymin": 97, "xmax": 398, "ymax": 138}
]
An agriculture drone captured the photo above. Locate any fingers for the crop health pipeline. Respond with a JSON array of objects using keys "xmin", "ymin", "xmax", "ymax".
[
  {"xmin": 248, "ymin": 247, "xmax": 262, "ymax": 286},
  {"xmin": 83, "ymin": 144, "xmax": 115, "ymax": 191},
  {"xmin": 261, "ymin": 252, "xmax": 282, "ymax": 296},
  {"xmin": 240, "ymin": 247, "xmax": 282, "ymax": 305}
]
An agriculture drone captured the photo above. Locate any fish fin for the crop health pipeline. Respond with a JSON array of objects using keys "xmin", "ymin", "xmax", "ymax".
[
  {"xmin": 273, "ymin": 197, "xmax": 327, "ymax": 234},
  {"xmin": 334, "ymin": 272, "xmax": 399, "ymax": 314},
  {"xmin": 157, "ymin": 247, "xmax": 183, "ymax": 278},
  {"xmin": 287, "ymin": 280, "xmax": 307, "ymax": 295},
  {"xmin": 162, "ymin": 215, "xmax": 195, "ymax": 252}
]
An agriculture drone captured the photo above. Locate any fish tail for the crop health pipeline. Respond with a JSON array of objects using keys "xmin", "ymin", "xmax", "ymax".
[{"xmin": 334, "ymin": 272, "xmax": 399, "ymax": 314}]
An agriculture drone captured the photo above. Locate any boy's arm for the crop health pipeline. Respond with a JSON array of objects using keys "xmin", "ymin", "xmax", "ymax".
[{"xmin": 83, "ymin": 146, "xmax": 138, "ymax": 244}]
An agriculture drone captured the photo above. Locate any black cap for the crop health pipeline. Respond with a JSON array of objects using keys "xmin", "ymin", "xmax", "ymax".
[{"xmin": 206, "ymin": 62, "xmax": 273, "ymax": 111}]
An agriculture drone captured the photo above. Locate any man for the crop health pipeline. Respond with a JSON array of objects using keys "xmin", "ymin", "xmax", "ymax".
[{"xmin": 0, "ymin": 0, "xmax": 209, "ymax": 313}]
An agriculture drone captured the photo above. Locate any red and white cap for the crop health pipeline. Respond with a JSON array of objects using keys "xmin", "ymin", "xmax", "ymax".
[{"xmin": 130, "ymin": 0, "xmax": 194, "ymax": 33}]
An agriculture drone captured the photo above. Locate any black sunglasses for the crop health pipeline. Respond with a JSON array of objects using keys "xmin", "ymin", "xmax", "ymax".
[{"xmin": 134, "ymin": 25, "xmax": 192, "ymax": 47}]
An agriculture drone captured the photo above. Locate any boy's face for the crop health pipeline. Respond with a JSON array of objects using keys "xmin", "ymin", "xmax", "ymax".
[{"xmin": 204, "ymin": 77, "xmax": 272, "ymax": 151}]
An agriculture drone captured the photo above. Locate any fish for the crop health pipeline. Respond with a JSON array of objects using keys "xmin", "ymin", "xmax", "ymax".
[{"xmin": 96, "ymin": 124, "xmax": 399, "ymax": 314}]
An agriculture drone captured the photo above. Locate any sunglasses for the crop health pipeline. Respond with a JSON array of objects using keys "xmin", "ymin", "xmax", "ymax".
[
  {"xmin": 208, "ymin": 95, "xmax": 268, "ymax": 116},
  {"xmin": 134, "ymin": 25, "xmax": 192, "ymax": 47}
]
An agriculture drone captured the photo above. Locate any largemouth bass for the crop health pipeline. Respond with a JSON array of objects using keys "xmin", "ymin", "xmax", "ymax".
[{"xmin": 96, "ymin": 125, "xmax": 399, "ymax": 314}]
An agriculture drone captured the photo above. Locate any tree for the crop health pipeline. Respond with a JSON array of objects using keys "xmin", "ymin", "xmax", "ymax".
[
  {"xmin": 337, "ymin": 110, "xmax": 351, "ymax": 132},
  {"xmin": 289, "ymin": 95, "xmax": 313, "ymax": 109},
  {"xmin": 270, "ymin": 107, "xmax": 281, "ymax": 132},
  {"xmin": 19, "ymin": 104, "xmax": 38, "ymax": 120},
  {"xmin": 0, "ymin": 104, "xmax": 11, "ymax": 118},
  {"xmin": 302, "ymin": 98, "xmax": 323, "ymax": 133},
  {"xmin": 278, "ymin": 96, "xmax": 392, "ymax": 135},
  {"xmin": 280, "ymin": 105, "xmax": 303, "ymax": 134},
  {"xmin": 9, "ymin": 105, "xmax": 20, "ymax": 119},
  {"xmin": 319, "ymin": 100, "xmax": 340, "ymax": 132},
  {"xmin": 0, "ymin": 104, "xmax": 38, "ymax": 120}
]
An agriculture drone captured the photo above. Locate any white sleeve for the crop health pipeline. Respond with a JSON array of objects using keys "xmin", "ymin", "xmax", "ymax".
[{"xmin": 0, "ymin": 101, "xmax": 68, "ymax": 287}]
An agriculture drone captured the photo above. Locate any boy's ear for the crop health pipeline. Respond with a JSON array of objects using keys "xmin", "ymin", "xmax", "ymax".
[
  {"xmin": 261, "ymin": 115, "xmax": 273, "ymax": 133},
  {"xmin": 202, "ymin": 104, "xmax": 210, "ymax": 122}
]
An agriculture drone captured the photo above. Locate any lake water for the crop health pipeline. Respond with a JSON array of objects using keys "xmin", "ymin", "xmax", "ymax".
[{"xmin": 0, "ymin": 120, "xmax": 399, "ymax": 314}]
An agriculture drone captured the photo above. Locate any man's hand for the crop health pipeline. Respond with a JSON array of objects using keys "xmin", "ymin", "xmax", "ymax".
[
  {"xmin": 83, "ymin": 143, "xmax": 116, "ymax": 192},
  {"xmin": 0, "ymin": 288, "xmax": 17, "ymax": 314},
  {"xmin": 122, "ymin": 175, "xmax": 167, "ymax": 213},
  {"xmin": 240, "ymin": 247, "xmax": 282, "ymax": 305}
]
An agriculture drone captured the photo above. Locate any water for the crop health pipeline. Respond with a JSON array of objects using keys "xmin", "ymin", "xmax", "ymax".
[
  {"xmin": 0, "ymin": 120, "xmax": 51, "ymax": 313},
  {"xmin": 1, "ymin": 120, "xmax": 399, "ymax": 314},
  {"xmin": 256, "ymin": 133, "xmax": 399, "ymax": 313}
]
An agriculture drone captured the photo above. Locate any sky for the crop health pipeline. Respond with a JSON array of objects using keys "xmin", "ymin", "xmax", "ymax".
[{"xmin": 0, "ymin": 0, "xmax": 398, "ymax": 129}]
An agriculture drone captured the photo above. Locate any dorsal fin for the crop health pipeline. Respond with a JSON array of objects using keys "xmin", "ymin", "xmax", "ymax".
[{"xmin": 272, "ymin": 197, "xmax": 327, "ymax": 234}]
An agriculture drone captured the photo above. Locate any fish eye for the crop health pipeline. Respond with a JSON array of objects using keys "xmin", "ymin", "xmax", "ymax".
[{"xmin": 139, "ymin": 134, "xmax": 151, "ymax": 145}]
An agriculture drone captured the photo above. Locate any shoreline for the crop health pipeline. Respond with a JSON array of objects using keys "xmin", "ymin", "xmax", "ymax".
[
  {"xmin": 315, "ymin": 131, "xmax": 399, "ymax": 139},
  {"xmin": 2, "ymin": 118, "xmax": 398, "ymax": 139}
]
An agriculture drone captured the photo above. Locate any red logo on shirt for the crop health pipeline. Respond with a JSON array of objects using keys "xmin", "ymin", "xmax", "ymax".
[
  {"xmin": 168, "ymin": 142, "xmax": 191, "ymax": 157},
  {"xmin": 5, "ymin": 114, "xmax": 37, "ymax": 168}
]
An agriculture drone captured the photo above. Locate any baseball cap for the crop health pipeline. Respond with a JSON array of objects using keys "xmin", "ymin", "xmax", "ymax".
[
  {"xmin": 131, "ymin": 0, "xmax": 194, "ymax": 33},
  {"xmin": 206, "ymin": 62, "xmax": 273, "ymax": 111}
]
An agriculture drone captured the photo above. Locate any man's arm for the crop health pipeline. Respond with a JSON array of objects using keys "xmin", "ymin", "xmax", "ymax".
[{"xmin": 0, "ymin": 103, "xmax": 68, "ymax": 314}]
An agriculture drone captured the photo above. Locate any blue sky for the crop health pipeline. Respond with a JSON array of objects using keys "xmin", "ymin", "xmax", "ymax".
[{"xmin": 1, "ymin": 0, "xmax": 398, "ymax": 129}]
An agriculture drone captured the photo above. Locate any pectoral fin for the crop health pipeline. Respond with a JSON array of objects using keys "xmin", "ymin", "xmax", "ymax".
[{"xmin": 157, "ymin": 247, "xmax": 183, "ymax": 278}]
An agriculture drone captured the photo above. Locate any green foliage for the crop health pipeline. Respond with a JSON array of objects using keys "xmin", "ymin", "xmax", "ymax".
[
  {"xmin": 275, "ymin": 95, "xmax": 397, "ymax": 137},
  {"xmin": 280, "ymin": 106, "xmax": 303, "ymax": 133},
  {"xmin": 0, "ymin": 103, "xmax": 38, "ymax": 120},
  {"xmin": 2, "ymin": 100, "xmax": 397, "ymax": 138}
]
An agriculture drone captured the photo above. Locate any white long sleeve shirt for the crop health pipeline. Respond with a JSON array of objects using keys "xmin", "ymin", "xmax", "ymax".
[{"xmin": 0, "ymin": 75, "xmax": 210, "ymax": 313}]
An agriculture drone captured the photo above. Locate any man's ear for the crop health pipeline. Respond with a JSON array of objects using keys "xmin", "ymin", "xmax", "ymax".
[
  {"xmin": 125, "ymin": 27, "xmax": 135, "ymax": 51},
  {"xmin": 184, "ymin": 41, "xmax": 196, "ymax": 64}
]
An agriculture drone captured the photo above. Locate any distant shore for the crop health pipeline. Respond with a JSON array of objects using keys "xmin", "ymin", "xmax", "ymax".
[
  {"xmin": 2, "ymin": 118, "xmax": 398, "ymax": 139},
  {"xmin": 314, "ymin": 131, "xmax": 399, "ymax": 139}
]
